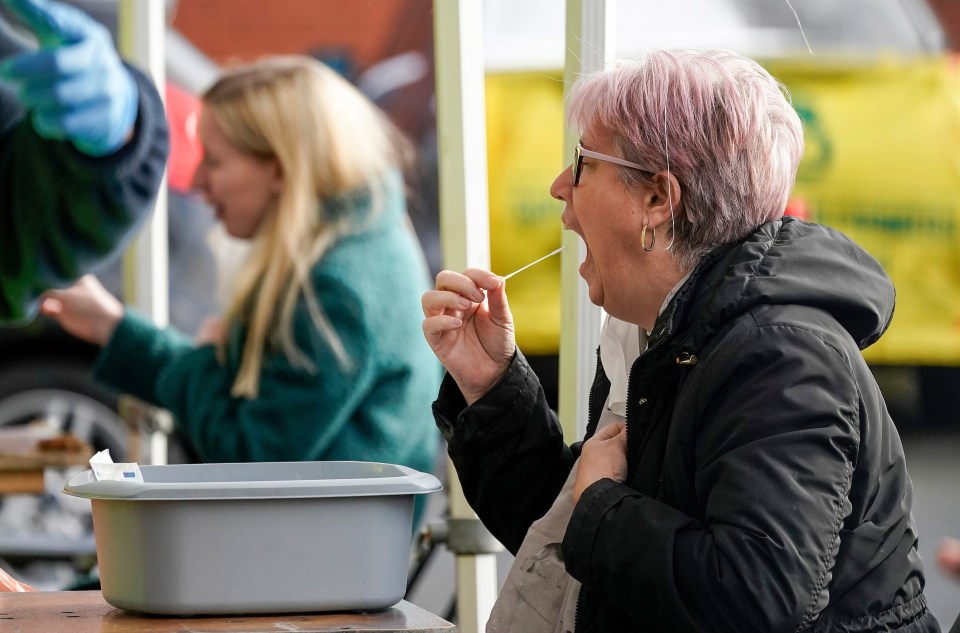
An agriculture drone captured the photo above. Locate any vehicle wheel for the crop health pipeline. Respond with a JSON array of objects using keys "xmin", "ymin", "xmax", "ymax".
[
  {"xmin": 0, "ymin": 357, "xmax": 130, "ymax": 590},
  {"xmin": 0, "ymin": 357, "xmax": 128, "ymax": 457}
]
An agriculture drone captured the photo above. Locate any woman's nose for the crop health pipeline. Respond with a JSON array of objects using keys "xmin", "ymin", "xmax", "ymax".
[
  {"xmin": 551, "ymin": 167, "xmax": 576, "ymax": 230},
  {"xmin": 549, "ymin": 166, "xmax": 571, "ymax": 203}
]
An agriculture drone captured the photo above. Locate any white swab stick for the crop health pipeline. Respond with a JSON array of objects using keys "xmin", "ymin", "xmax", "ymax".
[{"xmin": 501, "ymin": 246, "xmax": 565, "ymax": 280}]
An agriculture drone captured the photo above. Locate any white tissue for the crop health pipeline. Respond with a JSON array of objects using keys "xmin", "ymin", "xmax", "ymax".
[{"xmin": 89, "ymin": 449, "xmax": 144, "ymax": 483}]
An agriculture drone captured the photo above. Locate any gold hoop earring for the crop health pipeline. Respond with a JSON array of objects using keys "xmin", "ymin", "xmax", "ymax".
[{"xmin": 641, "ymin": 222, "xmax": 656, "ymax": 252}]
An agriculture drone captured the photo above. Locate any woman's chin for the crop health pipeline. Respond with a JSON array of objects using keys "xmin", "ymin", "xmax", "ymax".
[
  {"xmin": 584, "ymin": 278, "xmax": 604, "ymax": 307},
  {"xmin": 588, "ymin": 288, "xmax": 604, "ymax": 307},
  {"xmin": 579, "ymin": 263, "xmax": 603, "ymax": 306}
]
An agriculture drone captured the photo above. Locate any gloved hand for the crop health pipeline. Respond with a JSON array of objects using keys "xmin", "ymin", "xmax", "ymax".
[{"xmin": 0, "ymin": 0, "xmax": 138, "ymax": 156}]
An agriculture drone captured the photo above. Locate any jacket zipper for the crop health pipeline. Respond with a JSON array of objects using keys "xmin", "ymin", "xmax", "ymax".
[
  {"xmin": 575, "ymin": 353, "xmax": 603, "ymax": 633},
  {"xmin": 625, "ymin": 331, "xmax": 668, "ymax": 478},
  {"xmin": 573, "ymin": 337, "xmax": 674, "ymax": 632}
]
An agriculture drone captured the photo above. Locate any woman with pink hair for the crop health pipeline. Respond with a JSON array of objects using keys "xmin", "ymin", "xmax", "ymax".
[{"xmin": 422, "ymin": 49, "xmax": 938, "ymax": 632}]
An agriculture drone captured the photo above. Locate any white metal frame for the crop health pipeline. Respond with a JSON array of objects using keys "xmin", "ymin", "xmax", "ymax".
[
  {"xmin": 118, "ymin": 0, "xmax": 171, "ymax": 465},
  {"xmin": 433, "ymin": 0, "xmax": 614, "ymax": 629},
  {"xmin": 559, "ymin": 0, "xmax": 615, "ymax": 442},
  {"xmin": 432, "ymin": 2, "xmax": 497, "ymax": 632}
]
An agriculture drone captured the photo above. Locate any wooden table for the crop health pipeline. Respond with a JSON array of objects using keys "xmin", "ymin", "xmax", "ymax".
[
  {"xmin": 0, "ymin": 591, "xmax": 457, "ymax": 632},
  {"xmin": 0, "ymin": 427, "xmax": 92, "ymax": 494}
]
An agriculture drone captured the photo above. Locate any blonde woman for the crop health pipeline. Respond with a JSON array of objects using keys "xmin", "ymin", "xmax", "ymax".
[{"xmin": 42, "ymin": 56, "xmax": 441, "ymax": 518}]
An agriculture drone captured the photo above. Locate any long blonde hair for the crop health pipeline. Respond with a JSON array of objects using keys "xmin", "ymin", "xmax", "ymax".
[{"xmin": 202, "ymin": 55, "xmax": 410, "ymax": 398}]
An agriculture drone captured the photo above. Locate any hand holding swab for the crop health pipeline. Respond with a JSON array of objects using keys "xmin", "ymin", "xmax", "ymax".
[{"xmin": 501, "ymin": 246, "xmax": 565, "ymax": 281}]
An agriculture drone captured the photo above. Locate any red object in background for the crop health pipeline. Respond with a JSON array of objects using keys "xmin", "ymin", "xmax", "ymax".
[
  {"xmin": 784, "ymin": 196, "xmax": 811, "ymax": 221},
  {"xmin": 164, "ymin": 82, "xmax": 202, "ymax": 194}
]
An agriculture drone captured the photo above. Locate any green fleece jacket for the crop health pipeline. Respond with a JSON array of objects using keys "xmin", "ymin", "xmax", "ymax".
[{"xmin": 92, "ymin": 177, "xmax": 441, "ymax": 486}]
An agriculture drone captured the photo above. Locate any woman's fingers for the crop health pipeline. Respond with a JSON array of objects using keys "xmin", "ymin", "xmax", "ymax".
[
  {"xmin": 484, "ymin": 277, "xmax": 512, "ymax": 327},
  {"xmin": 421, "ymin": 288, "xmax": 473, "ymax": 317},
  {"xmin": 38, "ymin": 295, "xmax": 63, "ymax": 316},
  {"xmin": 575, "ymin": 422, "xmax": 628, "ymax": 504},
  {"xmin": 35, "ymin": 274, "xmax": 123, "ymax": 346},
  {"xmin": 455, "ymin": 269, "xmax": 513, "ymax": 327},
  {"xmin": 421, "ymin": 269, "xmax": 515, "ymax": 406},
  {"xmin": 592, "ymin": 422, "xmax": 626, "ymax": 442},
  {"xmin": 422, "ymin": 267, "xmax": 514, "ymax": 354},
  {"xmin": 422, "ymin": 314, "xmax": 464, "ymax": 342},
  {"xmin": 424, "ymin": 268, "xmax": 506, "ymax": 318},
  {"xmin": 434, "ymin": 269, "xmax": 486, "ymax": 299},
  {"xmin": 433, "ymin": 268, "xmax": 501, "ymax": 295}
]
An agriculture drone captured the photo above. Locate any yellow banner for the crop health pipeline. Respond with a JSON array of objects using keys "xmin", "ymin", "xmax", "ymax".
[
  {"xmin": 486, "ymin": 58, "xmax": 960, "ymax": 364},
  {"xmin": 768, "ymin": 56, "xmax": 960, "ymax": 364},
  {"xmin": 486, "ymin": 72, "xmax": 565, "ymax": 354}
]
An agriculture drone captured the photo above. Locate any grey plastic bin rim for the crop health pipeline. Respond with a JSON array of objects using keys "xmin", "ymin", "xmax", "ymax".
[{"xmin": 63, "ymin": 460, "xmax": 443, "ymax": 501}]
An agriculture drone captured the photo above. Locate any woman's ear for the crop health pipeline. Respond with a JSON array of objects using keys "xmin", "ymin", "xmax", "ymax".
[{"xmin": 647, "ymin": 170, "xmax": 683, "ymax": 230}]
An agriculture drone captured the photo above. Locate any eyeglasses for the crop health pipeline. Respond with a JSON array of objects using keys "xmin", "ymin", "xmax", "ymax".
[{"xmin": 572, "ymin": 143, "xmax": 654, "ymax": 186}]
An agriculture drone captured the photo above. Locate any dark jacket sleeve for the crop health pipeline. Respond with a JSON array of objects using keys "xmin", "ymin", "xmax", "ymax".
[
  {"xmin": 562, "ymin": 321, "xmax": 861, "ymax": 633},
  {"xmin": 433, "ymin": 350, "xmax": 577, "ymax": 553},
  {"xmin": 0, "ymin": 64, "xmax": 169, "ymax": 324}
]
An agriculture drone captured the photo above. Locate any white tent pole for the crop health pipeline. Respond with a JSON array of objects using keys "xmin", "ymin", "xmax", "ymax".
[
  {"xmin": 433, "ymin": 1, "xmax": 491, "ymax": 268},
  {"xmin": 118, "ymin": 0, "xmax": 170, "ymax": 465},
  {"xmin": 432, "ymin": 1, "xmax": 498, "ymax": 632},
  {"xmin": 558, "ymin": 0, "xmax": 616, "ymax": 443}
]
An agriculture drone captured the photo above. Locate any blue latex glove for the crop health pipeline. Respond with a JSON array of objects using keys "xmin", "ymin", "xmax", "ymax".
[{"xmin": 0, "ymin": 0, "xmax": 138, "ymax": 156}]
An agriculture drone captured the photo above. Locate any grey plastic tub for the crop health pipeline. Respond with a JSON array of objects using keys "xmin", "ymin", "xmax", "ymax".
[{"xmin": 63, "ymin": 461, "xmax": 442, "ymax": 615}]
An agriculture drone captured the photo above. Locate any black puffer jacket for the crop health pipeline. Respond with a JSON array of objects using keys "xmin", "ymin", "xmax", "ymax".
[{"xmin": 434, "ymin": 217, "xmax": 940, "ymax": 633}]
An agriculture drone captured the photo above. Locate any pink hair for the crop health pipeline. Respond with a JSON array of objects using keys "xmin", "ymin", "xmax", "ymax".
[{"xmin": 568, "ymin": 49, "xmax": 804, "ymax": 267}]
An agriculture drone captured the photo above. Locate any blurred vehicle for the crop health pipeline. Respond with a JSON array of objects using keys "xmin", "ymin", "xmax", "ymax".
[{"xmin": 483, "ymin": 0, "xmax": 960, "ymax": 421}]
